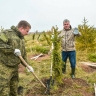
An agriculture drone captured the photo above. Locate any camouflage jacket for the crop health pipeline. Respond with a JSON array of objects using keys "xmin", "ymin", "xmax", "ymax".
[
  {"xmin": 0, "ymin": 26, "xmax": 27, "ymax": 67},
  {"xmin": 59, "ymin": 28, "xmax": 81, "ymax": 51}
]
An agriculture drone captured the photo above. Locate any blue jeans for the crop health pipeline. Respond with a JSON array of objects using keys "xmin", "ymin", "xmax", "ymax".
[{"xmin": 62, "ymin": 51, "xmax": 76, "ymax": 68}]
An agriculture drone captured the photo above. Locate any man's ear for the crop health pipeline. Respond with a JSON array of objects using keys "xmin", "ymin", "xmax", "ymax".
[{"xmin": 18, "ymin": 27, "xmax": 24, "ymax": 32}]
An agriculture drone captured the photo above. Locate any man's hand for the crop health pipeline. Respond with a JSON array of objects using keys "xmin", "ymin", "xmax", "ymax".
[
  {"xmin": 14, "ymin": 49, "xmax": 21, "ymax": 56},
  {"xmin": 73, "ymin": 28, "xmax": 79, "ymax": 35},
  {"xmin": 26, "ymin": 65, "xmax": 34, "ymax": 72}
]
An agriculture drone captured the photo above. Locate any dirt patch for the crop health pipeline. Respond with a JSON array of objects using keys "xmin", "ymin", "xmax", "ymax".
[
  {"xmin": 80, "ymin": 64, "xmax": 96, "ymax": 73},
  {"xmin": 25, "ymin": 78, "xmax": 94, "ymax": 96},
  {"xmin": 18, "ymin": 64, "xmax": 26, "ymax": 74}
]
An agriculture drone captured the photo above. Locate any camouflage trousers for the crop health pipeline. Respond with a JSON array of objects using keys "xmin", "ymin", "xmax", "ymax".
[{"xmin": 0, "ymin": 63, "xmax": 18, "ymax": 96}]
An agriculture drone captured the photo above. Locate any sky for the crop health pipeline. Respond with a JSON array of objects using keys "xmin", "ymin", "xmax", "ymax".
[{"xmin": 0, "ymin": 0, "xmax": 96, "ymax": 32}]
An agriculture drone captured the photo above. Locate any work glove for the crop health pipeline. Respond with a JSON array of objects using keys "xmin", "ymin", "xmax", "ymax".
[
  {"xmin": 73, "ymin": 27, "xmax": 79, "ymax": 35},
  {"xmin": 26, "ymin": 65, "xmax": 34, "ymax": 72},
  {"xmin": 14, "ymin": 49, "xmax": 21, "ymax": 56}
]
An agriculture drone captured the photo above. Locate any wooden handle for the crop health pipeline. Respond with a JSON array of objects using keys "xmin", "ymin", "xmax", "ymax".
[
  {"xmin": 94, "ymin": 83, "xmax": 96, "ymax": 96},
  {"xmin": 18, "ymin": 55, "xmax": 46, "ymax": 88}
]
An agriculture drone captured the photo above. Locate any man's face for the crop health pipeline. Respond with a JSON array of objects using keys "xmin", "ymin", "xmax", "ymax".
[
  {"xmin": 63, "ymin": 22, "xmax": 70, "ymax": 30},
  {"xmin": 19, "ymin": 27, "xmax": 30, "ymax": 36}
]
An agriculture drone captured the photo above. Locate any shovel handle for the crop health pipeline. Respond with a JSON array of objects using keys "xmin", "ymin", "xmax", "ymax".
[{"xmin": 18, "ymin": 55, "xmax": 46, "ymax": 88}]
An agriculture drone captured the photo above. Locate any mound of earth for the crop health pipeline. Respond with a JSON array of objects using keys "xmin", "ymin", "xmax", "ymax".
[{"xmin": 25, "ymin": 78, "xmax": 94, "ymax": 96}]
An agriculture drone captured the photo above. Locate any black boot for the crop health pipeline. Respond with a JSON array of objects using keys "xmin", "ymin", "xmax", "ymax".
[
  {"xmin": 62, "ymin": 63, "xmax": 66, "ymax": 74},
  {"xmin": 71, "ymin": 68, "xmax": 75, "ymax": 79}
]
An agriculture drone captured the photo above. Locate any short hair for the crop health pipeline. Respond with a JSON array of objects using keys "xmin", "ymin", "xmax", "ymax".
[
  {"xmin": 63, "ymin": 19, "xmax": 70, "ymax": 24},
  {"xmin": 17, "ymin": 20, "xmax": 31, "ymax": 29}
]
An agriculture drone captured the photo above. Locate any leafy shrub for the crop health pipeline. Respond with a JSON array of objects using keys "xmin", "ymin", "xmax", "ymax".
[{"xmin": 88, "ymin": 53, "xmax": 96, "ymax": 62}]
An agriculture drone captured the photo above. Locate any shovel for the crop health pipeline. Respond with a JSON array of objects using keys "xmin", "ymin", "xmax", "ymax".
[
  {"xmin": 18, "ymin": 55, "xmax": 46, "ymax": 88},
  {"xmin": 45, "ymin": 62, "xmax": 54, "ymax": 95}
]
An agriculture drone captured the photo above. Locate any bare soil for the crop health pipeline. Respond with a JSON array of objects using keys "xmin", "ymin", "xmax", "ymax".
[
  {"xmin": 25, "ymin": 78, "xmax": 94, "ymax": 96},
  {"xmin": 18, "ymin": 64, "xmax": 26, "ymax": 74},
  {"xmin": 80, "ymin": 63, "xmax": 96, "ymax": 73}
]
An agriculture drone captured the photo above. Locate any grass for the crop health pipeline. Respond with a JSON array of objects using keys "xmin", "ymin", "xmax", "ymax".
[
  {"xmin": 88, "ymin": 53, "xmax": 96, "ymax": 62},
  {"xmin": 18, "ymin": 33, "xmax": 96, "ymax": 96}
]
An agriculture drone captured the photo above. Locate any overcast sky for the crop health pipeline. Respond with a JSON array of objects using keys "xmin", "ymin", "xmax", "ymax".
[{"xmin": 0, "ymin": 0, "xmax": 96, "ymax": 32}]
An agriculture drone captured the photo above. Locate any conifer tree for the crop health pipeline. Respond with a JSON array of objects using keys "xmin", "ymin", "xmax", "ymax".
[
  {"xmin": 76, "ymin": 17, "xmax": 96, "ymax": 52},
  {"xmin": 43, "ymin": 26, "xmax": 63, "ymax": 84},
  {"xmin": 52, "ymin": 26, "xmax": 63, "ymax": 84}
]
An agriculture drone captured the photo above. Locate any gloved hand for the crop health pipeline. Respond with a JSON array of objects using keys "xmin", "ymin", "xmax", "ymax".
[
  {"xmin": 26, "ymin": 65, "xmax": 34, "ymax": 72},
  {"xmin": 14, "ymin": 49, "xmax": 21, "ymax": 56},
  {"xmin": 73, "ymin": 28, "xmax": 79, "ymax": 35}
]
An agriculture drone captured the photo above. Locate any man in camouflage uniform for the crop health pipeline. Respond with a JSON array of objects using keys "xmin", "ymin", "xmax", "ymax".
[{"xmin": 0, "ymin": 20, "xmax": 34, "ymax": 96}]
